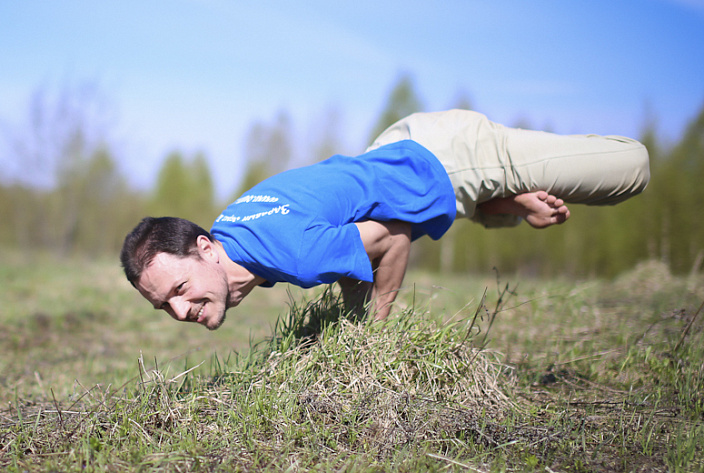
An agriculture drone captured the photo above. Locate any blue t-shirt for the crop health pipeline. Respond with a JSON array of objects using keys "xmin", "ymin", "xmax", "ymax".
[{"xmin": 211, "ymin": 140, "xmax": 455, "ymax": 288}]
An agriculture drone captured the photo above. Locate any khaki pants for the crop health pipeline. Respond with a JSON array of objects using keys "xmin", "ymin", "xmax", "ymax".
[{"xmin": 367, "ymin": 110, "xmax": 650, "ymax": 227}]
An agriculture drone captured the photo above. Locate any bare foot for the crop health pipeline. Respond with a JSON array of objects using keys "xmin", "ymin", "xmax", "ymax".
[
  {"xmin": 514, "ymin": 191, "xmax": 570, "ymax": 228},
  {"xmin": 477, "ymin": 191, "xmax": 570, "ymax": 229}
]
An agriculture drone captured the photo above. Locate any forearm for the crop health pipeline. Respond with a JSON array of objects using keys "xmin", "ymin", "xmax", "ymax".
[
  {"xmin": 338, "ymin": 277, "xmax": 373, "ymax": 318},
  {"xmin": 369, "ymin": 245, "xmax": 409, "ymax": 320},
  {"xmin": 338, "ymin": 253, "xmax": 407, "ymax": 320},
  {"xmin": 365, "ymin": 221, "xmax": 411, "ymax": 320},
  {"xmin": 352, "ymin": 219, "xmax": 412, "ymax": 320}
]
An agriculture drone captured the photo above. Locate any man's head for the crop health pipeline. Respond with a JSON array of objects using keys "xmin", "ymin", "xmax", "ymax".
[
  {"xmin": 121, "ymin": 217, "xmax": 230, "ymax": 330},
  {"xmin": 121, "ymin": 216, "xmax": 212, "ymax": 287}
]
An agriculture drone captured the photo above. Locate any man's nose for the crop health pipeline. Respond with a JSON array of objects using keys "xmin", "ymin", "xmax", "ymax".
[{"xmin": 170, "ymin": 299, "xmax": 191, "ymax": 321}]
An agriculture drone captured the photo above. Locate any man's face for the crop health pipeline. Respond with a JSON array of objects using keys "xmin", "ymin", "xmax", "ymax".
[{"xmin": 136, "ymin": 250, "xmax": 229, "ymax": 331}]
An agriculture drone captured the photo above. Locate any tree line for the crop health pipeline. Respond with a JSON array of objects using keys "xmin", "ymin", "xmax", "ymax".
[{"xmin": 1, "ymin": 78, "xmax": 702, "ymax": 278}]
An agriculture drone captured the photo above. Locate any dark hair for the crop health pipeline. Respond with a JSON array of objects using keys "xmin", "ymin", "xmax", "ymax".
[{"xmin": 120, "ymin": 217, "xmax": 212, "ymax": 286}]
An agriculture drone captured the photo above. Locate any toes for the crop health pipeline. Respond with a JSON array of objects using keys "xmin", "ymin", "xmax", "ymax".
[{"xmin": 552, "ymin": 213, "xmax": 567, "ymax": 225}]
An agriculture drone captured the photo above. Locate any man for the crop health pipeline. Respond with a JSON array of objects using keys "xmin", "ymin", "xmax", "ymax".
[{"xmin": 121, "ymin": 110, "xmax": 650, "ymax": 329}]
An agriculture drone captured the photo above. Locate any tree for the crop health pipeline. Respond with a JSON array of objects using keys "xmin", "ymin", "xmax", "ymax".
[
  {"xmin": 367, "ymin": 74, "xmax": 424, "ymax": 145},
  {"xmin": 66, "ymin": 147, "xmax": 137, "ymax": 255},
  {"xmin": 190, "ymin": 152, "xmax": 216, "ymax": 218},
  {"xmin": 8, "ymin": 82, "xmax": 114, "ymax": 188},
  {"xmin": 308, "ymin": 105, "xmax": 344, "ymax": 163},
  {"xmin": 1, "ymin": 81, "xmax": 123, "ymax": 254},
  {"xmin": 150, "ymin": 151, "xmax": 217, "ymax": 230},
  {"xmin": 235, "ymin": 110, "xmax": 294, "ymax": 197},
  {"xmin": 655, "ymin": 102, "xmax": 704, "ymax": 273}
]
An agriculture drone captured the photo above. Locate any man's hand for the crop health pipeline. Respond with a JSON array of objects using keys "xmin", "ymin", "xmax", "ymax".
[{"xmin": 342, "ymin": 220, "xmax": 412, "ymax": 320}]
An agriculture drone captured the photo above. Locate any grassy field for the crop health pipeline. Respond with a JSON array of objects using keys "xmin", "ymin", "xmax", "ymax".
[{"xmin": 1, "ymin": 253, "xmax": 703, "ymax": 472}]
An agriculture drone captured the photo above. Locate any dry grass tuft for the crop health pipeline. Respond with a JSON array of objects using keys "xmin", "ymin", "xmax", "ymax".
[
  {"xmin": 262, "ymin": 314, "xmax": 516, "ymax": 458},
  {"xmin": 613, "ymin": 259, "xmax": 675, "ymax": 294},
  {"xmin": 184, "ymin": 294, "xmax": 522, "ymax": 464},
  {"xmin": 277, "ymin": 318, "xmax": 512, "ymax": 408}
]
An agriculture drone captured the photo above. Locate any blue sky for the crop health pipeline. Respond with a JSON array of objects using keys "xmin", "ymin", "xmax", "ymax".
[{"xmin": 1, "ymin": 0, "xmax": 703, "ymax": 198}]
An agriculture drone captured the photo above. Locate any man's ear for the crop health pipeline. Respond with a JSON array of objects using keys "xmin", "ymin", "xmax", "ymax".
[{"xmin": 196, "ymin": 235, "xmax": 219, "ymax": 262}]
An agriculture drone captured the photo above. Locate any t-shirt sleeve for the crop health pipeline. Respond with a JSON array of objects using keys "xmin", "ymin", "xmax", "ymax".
[{"xmin": 295, "ymin": 221, "xmax": 373, "ymax": 287}]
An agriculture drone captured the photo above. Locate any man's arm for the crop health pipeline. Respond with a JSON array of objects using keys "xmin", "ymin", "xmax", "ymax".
[{"xmin": 344, "ymin": 220, "xmax": 412, "ymax": 320}]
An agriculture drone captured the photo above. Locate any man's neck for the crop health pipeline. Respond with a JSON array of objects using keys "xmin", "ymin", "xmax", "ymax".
[{"xmin": 213, "ymin": 238, "xmax": 267, "ymax": 308}]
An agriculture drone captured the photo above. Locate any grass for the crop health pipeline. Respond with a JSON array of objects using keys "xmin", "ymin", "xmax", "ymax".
[{"xmin": 1, "ymin": 254, "xmax": 703, "ymax": 472}]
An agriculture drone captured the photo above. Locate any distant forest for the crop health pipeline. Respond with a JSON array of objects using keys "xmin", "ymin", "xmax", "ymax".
[{"xmin": 1, "ymin": 76, "xmax": 702, "ymax": 278}]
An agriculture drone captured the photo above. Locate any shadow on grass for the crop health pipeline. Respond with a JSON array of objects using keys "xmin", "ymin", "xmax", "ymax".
[
  {"xmin": 273, "ymin": 286, "xmax": 357, "ymax": 344},
  {"xmin": 206, "ymin": 286, "xmax": 362, "ymax": 389}
]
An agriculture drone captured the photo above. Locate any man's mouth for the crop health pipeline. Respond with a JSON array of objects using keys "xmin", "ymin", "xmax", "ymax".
[{"xmin": 195, "ymin": 305, "xmax": 205, "ymax": 323}]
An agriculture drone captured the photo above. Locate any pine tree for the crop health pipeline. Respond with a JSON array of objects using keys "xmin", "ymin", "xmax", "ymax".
[{"xmin": 367, "ymin": 74, "xmax": 424, "ymax": 145}]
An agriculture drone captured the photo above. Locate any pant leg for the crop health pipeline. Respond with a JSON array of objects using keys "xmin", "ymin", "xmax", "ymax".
[
  {"xmin": 368, "ymin": 110, "xmax": 650, "ymax": 227},
  {"xmin": 501, "ymin": 128, "xmax": 650, "ymax": 206}
]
